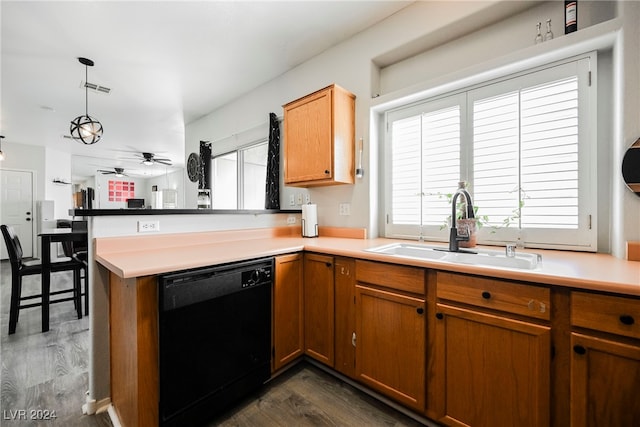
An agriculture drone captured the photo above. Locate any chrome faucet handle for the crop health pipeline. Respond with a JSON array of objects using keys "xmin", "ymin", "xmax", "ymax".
[{"xmin": 506, "ymin": 244, "xmax": 517, "ymax": 258}]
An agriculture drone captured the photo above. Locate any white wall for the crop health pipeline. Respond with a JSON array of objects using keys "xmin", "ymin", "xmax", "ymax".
[
  {"xmin": 185, "ymin": 0, "xmax": 639, "ymax": 257},
  {"xmin": 44, "ymin": 147, "xmax": 74, "ymax": 218},
  {"xmin": 144, "ymin": 169, "xmax": 186, "ymax": 208},
  {"xmin": 0, "ymin": 141, "xmax": 46, "ymax": 202},
  {"xmin": 0, "ymin": 142, "xmax": 76, "ymax": 219}
]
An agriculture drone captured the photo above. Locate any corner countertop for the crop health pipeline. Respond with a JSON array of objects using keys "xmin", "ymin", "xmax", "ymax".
[{"xmin": 95, "ymin": 230, "xmax": 640, "ymax": 297}]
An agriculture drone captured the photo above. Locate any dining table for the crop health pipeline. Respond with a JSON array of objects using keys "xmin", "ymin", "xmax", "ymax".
[{"xmin": 38, "ymin": 228, "xmax": 88, "ymax": 332}]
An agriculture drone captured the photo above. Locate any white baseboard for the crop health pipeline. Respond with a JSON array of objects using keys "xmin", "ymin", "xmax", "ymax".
[{"xmin": 107, "ymin": 404, "xmax": 123, "ymax": 427}]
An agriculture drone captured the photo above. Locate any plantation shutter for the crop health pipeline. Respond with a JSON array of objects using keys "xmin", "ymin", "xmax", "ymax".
[
  {"xmin": 520, "ymin": 77, "xmax": 579, "ymax": 228},
  {"xmin": 421, "ymin": 106, "xmax": 461, "ymax": 226}
]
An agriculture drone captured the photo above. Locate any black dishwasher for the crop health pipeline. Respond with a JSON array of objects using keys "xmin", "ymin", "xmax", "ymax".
[{"xmin": 158, "ymin": 257, "xmax": 273, "ymax": 427}]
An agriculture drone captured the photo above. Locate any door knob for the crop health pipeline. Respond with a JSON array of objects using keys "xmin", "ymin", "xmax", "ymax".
[
  {"xmin": 26, "ymin": 211, "xmax": 31, "ymax": 215},
  {"xmin": 26, "ymin": 218, "xmax": 31, "ymax": 221}
]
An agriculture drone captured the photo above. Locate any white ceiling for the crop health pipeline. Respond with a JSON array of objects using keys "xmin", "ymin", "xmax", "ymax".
[{"xmin": 1, "ymin": 0, "xmax": 412, "ymax": 179}]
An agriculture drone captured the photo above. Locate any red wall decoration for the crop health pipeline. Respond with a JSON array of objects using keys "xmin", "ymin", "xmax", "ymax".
[{"xmin": 108, "ymin": 180, "xmax": 135, "ymax": 202}]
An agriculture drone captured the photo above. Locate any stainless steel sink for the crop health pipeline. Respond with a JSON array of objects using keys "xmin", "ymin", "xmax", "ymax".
[{"xmin": 365, "ymin": 243, "xmax": 542, "ymax": 270}]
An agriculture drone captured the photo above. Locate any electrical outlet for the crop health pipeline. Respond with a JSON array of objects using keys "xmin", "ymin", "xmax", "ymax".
[
  {"xmin": 296, "ymin": 193, "xmax": 303, "ymax": 205},
  {"xmin": 138, "ymin": 220, "xmax": 160, "ymax": 232},
  {"xmin": 287, "ymin": 216, "xmax": 296, "ymax": 224},
  {"xmin": 289, "ymin": 194, "xmax": 295, "ymax": 206},
  {"xmin": 305, "ymin": 194, "xmax": 311, "ymax": 204},
  {"xmin": 339, "ymin": 203, "xmax": 351, "ymax": 216}
]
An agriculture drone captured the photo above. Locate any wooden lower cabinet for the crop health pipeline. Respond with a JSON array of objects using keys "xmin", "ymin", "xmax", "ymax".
[
  {"xmin": 303, "ymin": 253, "xmax": 335, "ymax": 366},
  {"xmin": 273, "ymin": 253, "xmax": 304, "ymax": 371},
  {"xmin": 334, "ymin": 257, "xmax": 356, "ymax": 378},
  {"xmin": 570, "ymin": 332, "xmax": 640, "ymax": 426},
  {"xmin": 355, "ymin": 284, "xmax": 426, "ymax": 411},
  {"xmin": 570, "ymin": 290, "xmax": 640, "ymax": 427},
  {"xmin": 433, "ymin": 303, "xmax": 551, "ymax": 427},
  {"xmin": 109, "ymin": 273, "xmax": 159, "ymax": 427}
]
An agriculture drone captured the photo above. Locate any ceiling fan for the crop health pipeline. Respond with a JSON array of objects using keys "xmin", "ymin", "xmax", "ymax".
[
  {"xmin": 135, "ymin": 152, "xmax": 172, "ymax": 166},
  {"xmin": 98, "ymin": 167, "xmax": 127, "ymax": 177}
]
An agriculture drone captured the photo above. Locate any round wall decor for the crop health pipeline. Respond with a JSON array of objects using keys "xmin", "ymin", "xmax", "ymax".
[
  {"xmin": 622, "ymin": 138, "xmax": 640, "ymax": 197},
  {"xmin": 187, "ymin": 152, "xmax": 201, "ymax": 183}
]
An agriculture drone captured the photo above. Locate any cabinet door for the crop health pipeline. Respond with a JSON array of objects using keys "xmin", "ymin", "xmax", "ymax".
[
  {"xmin": 273, "ymin": 253, "xmax": 304, "ymax": 371},
  {"xmin": 304, "ymin": 253, "xmax": 334, "ymax": 366},
  {"xmin": 571, "ymin": 332, "xmax": 640, "ymax": 427},
  {"xmin": 284, "ymin": 89, "xmax": 333, "ymax": 183},
  {"xmin": 334, "ymin": 257, "xmax": 356, "ymax": 378},
  {"xmin": 433, "ymin": 303, "xmax": 551, "ymax": 427},
  {"xmin": 356, "ymin": 284, "xmax": 426, "ymax": 411}
]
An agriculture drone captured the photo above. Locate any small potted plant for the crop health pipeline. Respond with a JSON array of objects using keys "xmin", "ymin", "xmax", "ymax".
[{"xmin": 440, "ymin": 182, "xmax": 523, "ymax": 248}]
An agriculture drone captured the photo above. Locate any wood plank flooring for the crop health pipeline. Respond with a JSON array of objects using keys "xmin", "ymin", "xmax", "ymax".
[
  {"xmin": 0, "ymin": 260, "xmax": 112, "ymax": 426},
  {"xmin": 209, "ymin": 363, "xmax": 427, "ymax": 427},
  {"xmin": 1, "ymin": 260, "xmax": 427, "ymax": 426}
]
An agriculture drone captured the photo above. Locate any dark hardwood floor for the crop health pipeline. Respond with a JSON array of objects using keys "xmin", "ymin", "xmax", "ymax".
[
  {"xmin": 209, "ymin": 363, "xmax": 427, "ymax": 427},
  {"xmin": 1, "ymin": 260, "xmax": 427, "ymax": 427}
]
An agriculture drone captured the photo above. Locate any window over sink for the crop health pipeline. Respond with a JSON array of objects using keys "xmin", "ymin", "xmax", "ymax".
[{"xmin": 383, "ymin": 54, "xmax": 597, "ymax": 251}]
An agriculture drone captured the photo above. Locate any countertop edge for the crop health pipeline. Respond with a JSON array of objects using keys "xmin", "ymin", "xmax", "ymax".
[{"xmin": 95, "ymin": 236, "xmax": 640, "ymax": 297}]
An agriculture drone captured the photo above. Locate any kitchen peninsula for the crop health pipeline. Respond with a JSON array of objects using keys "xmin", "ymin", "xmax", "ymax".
[{"xmin": 92, "ymin": 220, "xmax": 639, "ymax": 427}]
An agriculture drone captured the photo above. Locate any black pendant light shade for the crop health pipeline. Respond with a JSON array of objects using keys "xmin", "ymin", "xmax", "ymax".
[{"xmin": 70, "ymin": 57, "xmax": 103, "ymax": 145}]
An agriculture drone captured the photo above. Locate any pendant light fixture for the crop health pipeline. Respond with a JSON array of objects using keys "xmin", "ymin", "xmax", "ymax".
[
  {"xmin": 70, "ymin": 57, "xmax": 103, "ymax": 145},
  {"xmin": 0, "ymin": 135, "xmax": 5, "ymax": 161}
]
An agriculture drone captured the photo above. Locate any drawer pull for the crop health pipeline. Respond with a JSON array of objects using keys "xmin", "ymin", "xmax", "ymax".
[
  {"xmin": 416, "ymin": 307, "xmax": 424, "ymax": 315},
  {"xmin": 619, "ymin": 315, "xmax": 635, "ymax": 326},
  {"xmin": 481, "ymin": 291, "xmax": 491, "ymax": 300},
  {"xmin": 436, "ymin": 312, "xmax": 444, "ymax": 320},
  {"xmin": 573, "ymin": 345, "xmax": 586, "ymax": 355}
]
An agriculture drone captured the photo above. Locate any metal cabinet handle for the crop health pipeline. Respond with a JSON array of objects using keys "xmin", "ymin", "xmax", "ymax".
[
  {"xmin": 352, "ymin": 332, "xmax": 356, "ymax": 347},
  {"xmin": 573, "ymin": 345, "xmax": 586, "ymax": 355},
  {"xmin": 620, "ymin": 314, "xmax": 635, "ymax": 325},
  {"xmin": 324, "ymin": 170, "xmax": 330, "ymax": 174},
  {"xmin": 481, "ymin": 291, "xmax": 491, "ymax": 299},
  {"xmin": 416, "ymin": 307, "xmax": 424, "ymax": 315},
  {"xmin": 435, "ymin": 312, "xmax": 444, "ymax": 320}
]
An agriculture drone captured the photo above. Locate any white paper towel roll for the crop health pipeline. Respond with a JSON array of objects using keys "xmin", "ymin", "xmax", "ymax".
[{"xmin": 301, "ymin": 204, "xmax": 318, "ymax": 237}]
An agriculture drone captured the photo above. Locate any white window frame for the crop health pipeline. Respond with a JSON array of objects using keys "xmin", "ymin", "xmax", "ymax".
[{"xmin": 383, "ymin": 54, "xmax": 597, "ymax": 251}]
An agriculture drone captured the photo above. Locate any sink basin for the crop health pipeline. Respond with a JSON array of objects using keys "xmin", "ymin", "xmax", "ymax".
[{"xmin": 365, "ymin": 243, "xmax": 542, "ymax": 270}]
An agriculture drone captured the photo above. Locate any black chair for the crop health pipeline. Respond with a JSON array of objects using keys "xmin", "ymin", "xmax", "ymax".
[
  {"xmin": 1, "ymin": 224, "xmax": 84, "ymax": 334},
  {"xmin": 71, "ymin": 220, "xmax": 89, "ymax": 315},
  {"xmin": 57, "ymin": 220, "xmax": 89, "ymax": 316}
]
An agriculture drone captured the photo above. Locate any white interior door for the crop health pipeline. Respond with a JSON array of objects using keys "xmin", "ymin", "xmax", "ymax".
[{"xmin": 1, "ymin": 170, "xmax": 34, "ymax": 259}]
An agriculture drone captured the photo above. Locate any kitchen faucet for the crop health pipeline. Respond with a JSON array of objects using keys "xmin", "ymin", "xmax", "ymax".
[{"xmin": 449, "ymin": 181, "xmax": 476, "ymax": 252}]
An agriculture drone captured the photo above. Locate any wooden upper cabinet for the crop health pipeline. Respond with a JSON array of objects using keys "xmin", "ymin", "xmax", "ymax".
[{"xmin": 283, "ymin": 84, "xmax": 355, "ymax": 187}]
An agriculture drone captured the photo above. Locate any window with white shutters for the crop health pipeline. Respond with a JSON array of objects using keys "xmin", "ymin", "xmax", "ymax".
[{"xmin": 384, "ymin": 56, "xmax": 596, "ymax": 251}]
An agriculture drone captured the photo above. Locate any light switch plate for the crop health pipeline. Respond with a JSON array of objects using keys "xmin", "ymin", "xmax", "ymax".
[{"xmin": 339, "ymin": 203, "xmax": 351, "ymax": 216}]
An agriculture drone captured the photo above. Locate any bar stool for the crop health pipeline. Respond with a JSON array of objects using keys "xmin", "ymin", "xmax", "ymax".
[{"xmin": 1, "ymin": 225, "xmax": 84, "ymax": 334}]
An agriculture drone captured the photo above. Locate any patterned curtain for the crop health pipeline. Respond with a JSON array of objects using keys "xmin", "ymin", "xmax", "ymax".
[{"xmin": 264, "ymin": 112, "xmax": 280, "ymax": 209}]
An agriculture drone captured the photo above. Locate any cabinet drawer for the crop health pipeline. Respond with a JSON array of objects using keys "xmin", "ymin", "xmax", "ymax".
[
  {"xmin": 355, "ymin": 260, "xmax": 424, "ymax": 295},
  {"xmin": 436, "ymin": 271, "xmax": 550, "ymax": 321},
  {"xmin": 572, "ymin": 291, "xmax": 640, "ymax": 340}
]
